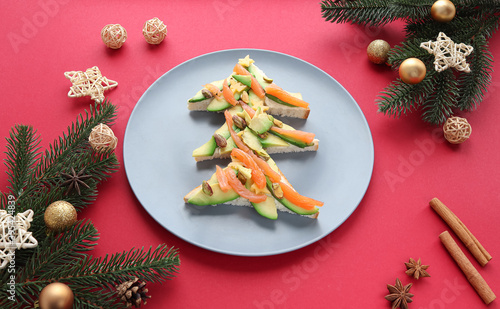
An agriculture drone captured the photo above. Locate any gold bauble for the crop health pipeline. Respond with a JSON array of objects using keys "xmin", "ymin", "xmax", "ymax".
[
  {"xmin": 399, "ymin": 58, "xmax": 427, "ymax": 84},
  {"xmin": 39, "ymin": 282, "xmax": 74, "ymax": 309},
  {"xmin": 431, "ymin": 0, "xmax": 456, "ymax": 22},
  {"xmin": 367, "ymin": 39, "xmax": 391, "ymax": 64},
  {"xmin": 44, "ymin": 201, "xmax": 77, "ymax": 232}
]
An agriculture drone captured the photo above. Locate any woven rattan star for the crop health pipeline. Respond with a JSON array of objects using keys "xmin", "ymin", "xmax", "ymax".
[
  {"xmin": 61, "ymin": 167, "xmax": 92, "ymax": 195},
  {"xmin": 420, "ymin": 32, "xmax": 474, "ymax": 73},
  {"xmin": 64, "ymin": 66, "xmax": 118, "ymax": 103},
  {"xmin": 385, "ymin": 278, "xmax": 414, "ymax": 309},
  {"xmin": 0, "ymin": 209, "xmax": 38, "ymax": 269}
]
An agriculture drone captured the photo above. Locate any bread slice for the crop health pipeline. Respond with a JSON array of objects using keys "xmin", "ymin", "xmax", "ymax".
[
  {"xmin": 184, "ymin": 186, "xmax": 319, "ymax": 219},
  {"xmin": 187, "ymin": 97, "xmax": 310, "ymax": 119},
  {"xmin": 187, "ymin": 56, "xmax": 311, "ymax": 119},
  {"xmin": 192, "ymin": 104, "xmax": 318, "ymax": 162},
  {"xmin": 194, "ymin": 139, "xmax": 319, "ymax": 162},
  {"xmin": 184, "ymin": 155, "xmax": 322, "ymax": 219},
  {"xmin": 264, "ymin": 97, "xmax": 310, "ymax": 119},
  {"xmin": 187, "ymin": 99, "xmax": 212, "ymax": 111}
]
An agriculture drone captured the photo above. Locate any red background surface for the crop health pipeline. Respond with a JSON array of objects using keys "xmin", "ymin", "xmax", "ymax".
[{"xmin": 1, "ymin": 1, "xmax": 499, "ymax": 308}]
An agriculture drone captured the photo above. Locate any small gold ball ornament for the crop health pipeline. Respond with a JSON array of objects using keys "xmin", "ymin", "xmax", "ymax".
[
  {"xmin": 443, "ymin": 116, "xmax": 471, "ymax": 144},
  {"xmin": 39, "ymin": 282, "xmax": 74, "ymax": 309},
  {"xmin": 431, "ymin": 0, "xmax": 456, "ymax": 23},
  {"xmin": 367, "ymin": 39, "xmax": 391, "ymax": 64},
  {"xmin": 399, "ymin": 58, "xmax": 427, "ymax": 84},
  {"xmin": 44, "ymin": 201, "xmax": 77, "ymax": 232}
]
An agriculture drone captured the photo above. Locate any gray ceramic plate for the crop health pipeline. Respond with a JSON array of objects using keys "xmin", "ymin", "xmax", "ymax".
[{"xmin": 123, "ymin": 49, "xmax": 373, "ymax": 256}]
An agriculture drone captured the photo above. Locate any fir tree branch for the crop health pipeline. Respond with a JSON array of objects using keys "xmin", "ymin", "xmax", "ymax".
[
  {"xmin": 15, "ymin": 101, "xmax": 117, "ymax": 209},
  {"xmin": 47, "ymin": 151, "xmax": 119, "ymax": 212},
  {"xmin": 0, "ymin": 191, "xmax": 5, "ymax": 210},
  {"xmin": 455, "ymin": 0, "xmax": 500, "ymax": 10},
  {"xmin": 71, "ymin": 290, "xmax": 121, "ymax": 309},
  {"xmin": 4, "ymin": 125, "xmax": 41, "ymax": 198},
  {"xmin": 321, "ymin": 0, "xmax": 435, "ymax": 26},
  {"xmin": 15, "ymin": 220, "xmax": 99, "ymax": 282},
  {"xmin": 457, "ymin": 34, "xmax": 493, "ymax": 111},
  {"xmin": 421, "ymin": 70, "xmax": 458, "ymax": 124},
  {"xmin": 387, "ymin": 38, "xmax": 434, "ymax": 67},
  {"xmin": 405, "ymin": 16, "xmax": 500, "ymax": 42},
  {"xmin": 0, "ymin": 102, "xmax": 119, "ymax": 269},
  {"xmin": 5, "ymin": 245, "xmax": 179, "ymax": 308},
  {"xmin": 377, "ymin": 70, "xmax": 437, "ymax": 117},
  {"xmin": 58, "ymin": 245, "xmax": 180, "ymax": 284}
]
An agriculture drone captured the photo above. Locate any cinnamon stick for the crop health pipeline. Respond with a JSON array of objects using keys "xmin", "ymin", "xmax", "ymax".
[
  {"xmin": 430, "ymin": 197, "xmax": 492, "ymax": 266},
  {"xmin": 439, "ymin": 231, "xmax": 496, "ymax": 304}
]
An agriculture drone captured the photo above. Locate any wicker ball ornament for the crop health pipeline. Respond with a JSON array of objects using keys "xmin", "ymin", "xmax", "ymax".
[
  {"xmin": 143, "ymin": 17, "xmax": 167, "ymax": 44},
  {"xmin": 89, "ymin": 123, "xmax": 118, "ymax": 152},
  {"xmin": 101, "ymin": 24, "xmax": 128, "ymax": 49},
  {"xmin": 443, "ymin": 117, "xmax": 472, "ymax": 144}
]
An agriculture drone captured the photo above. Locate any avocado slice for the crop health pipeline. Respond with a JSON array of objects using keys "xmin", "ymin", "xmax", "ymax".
[
  {"xmin": 243, "ymin": 178, "xmax": 278, "ymax": 220},
  {"xmin": 248, "ymin": 107, "xmax": 273, "ymax": 134},
  {"xmin": 226, "ymin": 104, "xmax": 244, "ymax": 115},
  {"xmin": 259, "ymin": 133, "xmax": 289, "ymax": 148},
  {"xmin": 241, "ymin": 128, "xmax": 262, "ymax": 150},
  {"xmin": 269, "ymin": 130, "xmax": 313, "ymax": 148},
  {"xmin": 214, "ymin": 124, "xmax": 236, "ymax": 155},
  {"xmin": 187, "ymin": 183, "xmax": 240, "ymax": 206},
  {"xmin": 193, "ymin": 122, "xmax": 231, "ymax": 158},
  {"xmin": 189, "ymin": 79, "xmax": 225, "ymax": 103},
  {"xmin": 240, "ymin": 128, "xmax": 270, "ymax": 160},
  {"xmin": 197, "ymin": 79, "xmax": 243, "ymax": 111},
  {"xmin": 247, "ymin": 64, "xmax": 272, "ymax": 90},
  {"xmin": 206, "ymin": 87, "xmax": 243, "ymax": 111},
  {"xmin": 207, "ymin": 173, "xmax": 218, "ymax": 185},
  {"xmin": 215, "ymin": 123, "xmax": 228, "ymax": 135},
  {"xmin": 207, "ymin": 97, "xmax": 233, "ymax": 111},
  {"xmin": 252, "ymin": 195, "xmax": 278, "ymax": 220},
  {"xmin": 247, "ymin": 90, "xmax": 265, "ymax": 108},
  {"xmin": 232, "ymin": 75, "xmax": 252, "ymax": 88},
  {"xmin": 192, "ymin": 136, "xmax": 217, "ymax": 157},
  {"xmin": 193, "ymin": 117, "xmax": 243, "ymax": 159},
  {"xmin": 265, "ymin": 178, "xmax": 319, "ymax": 216},
  {"xmin": 220, "ymin": 136, "xmax": 237, "ymax": 155}
]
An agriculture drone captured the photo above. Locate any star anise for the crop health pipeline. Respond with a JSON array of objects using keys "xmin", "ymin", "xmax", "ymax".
[
  {"xmin": 405, "ymin": 258, "xmax": 430, "ymax": 280},
  {"xmin": 385, "ymin": 278, "xmax": 414, "ymax": 309},
  {"xmin": 61, "ymin": 167, "xmax": 92, "ymax": 195}
]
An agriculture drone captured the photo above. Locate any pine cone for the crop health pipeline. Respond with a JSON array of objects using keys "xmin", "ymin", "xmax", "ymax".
[{"xmin": 116, "ymin": 277, "xmax": 151, "ymax": 308}]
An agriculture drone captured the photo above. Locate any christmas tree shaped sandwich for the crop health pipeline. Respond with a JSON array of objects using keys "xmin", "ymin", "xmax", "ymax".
[
  {"xmin": 184, "ymin": 111, "xmax": 324, "ymax": 219},
  {"xmin": 192, "ymin": 101, "xmax": 319, "ymax": 161},
  {"xmin": 187, "ymin": 55, "xmax": 311, "ymax": 119}
]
